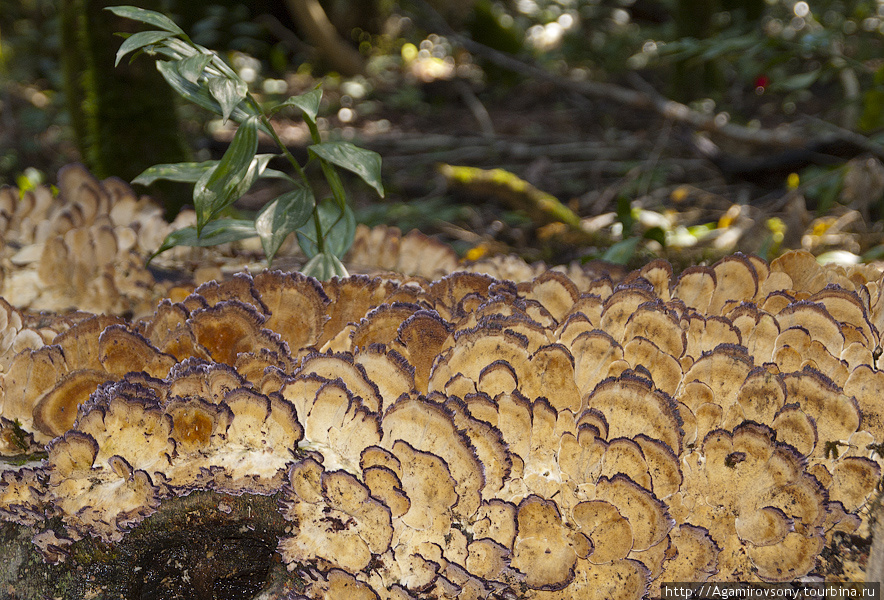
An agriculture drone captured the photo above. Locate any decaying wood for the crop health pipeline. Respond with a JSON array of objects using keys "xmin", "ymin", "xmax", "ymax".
[{"xmin": 0, "ymin": 491, "xmax": 297, "ymax": 599}]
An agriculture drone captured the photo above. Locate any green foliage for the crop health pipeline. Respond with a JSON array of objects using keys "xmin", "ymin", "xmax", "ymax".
[
  {"xmin": 596, "ymin": 196, "xmax": 668, "ymax": 266},
  {"xmin": 109, "ymin": 5, "xmax": 384, "ymax": 278}
]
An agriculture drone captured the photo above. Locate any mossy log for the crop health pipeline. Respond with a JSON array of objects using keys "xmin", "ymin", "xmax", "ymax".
[{"xmin": 0, "ymin": 491, "xmax": 299, "ymax": 599}]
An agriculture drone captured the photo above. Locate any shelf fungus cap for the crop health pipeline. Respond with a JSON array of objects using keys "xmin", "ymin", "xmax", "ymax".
[
  {"xmin": 586, "ymin": 374, "xmax": 683, "ymax": 456},
  {"xmin": 595, "ymin": 474, "xmax": 674, "ymax": 552},
  {"xmin": 34, "ymin": 369, "xmax": 115, "ymax": 439},
  {"xmin": 0, "ymin": 466, "xmax": 49, "ymax": 526},
  {"xmin": 213, "ymin": 388, "xmax": 303, "ymax": 493},
  {"xmin": 381, "ymin": 394, "xmax": 484, "ymax": 519},
  {"xmin": 98, "ymin": 324, "xmax": 176, "ymax": 379},
  {"xmin": 294, "ymin": 352, "xmax": 383, "ymax": 413},
  {"xmin": 251, "ymin": 270, "xmax": 329, "ymax": 354},
  {"xmin": 390, "ymin": 439, "xmax": 459, "ymax": 532},
  {"xmin": 47, "ymin": 431, "xmax": 160, "ymax": 544},
  {"xmin": 188, "ymin": 300, "xmax": 289, "ymax": 366},
  {"xmin": 296, "ymin": 379, "xmax": 381, "ymax": 474},
  {"xmin": 74, "ymin": 393, "xmax": 172, "ymax": 476},
  {"xmin": 572, "ymin": 499, "xmax": 633, "ymax": 564},
  {"xmin": 278, "ymin": 458, "xmax": 393, "ymax": 572},
  {"xmin": 511, "ymin": 494, "xmax": 592, "ymax": 590}
]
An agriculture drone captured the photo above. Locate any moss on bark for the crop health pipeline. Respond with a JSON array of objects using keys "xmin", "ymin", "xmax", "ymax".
[{"xmin": 60, "ymin": 0, "xmax": 191, "ymax": 217}]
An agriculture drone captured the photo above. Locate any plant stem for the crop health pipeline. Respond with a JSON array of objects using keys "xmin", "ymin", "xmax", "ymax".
[
  {"xmin": 246, "ymin": 94, "xmax": 307, "ymax": 183},
  {"xmin": 305, "ymin": 119, "xmax": 348, "ymax": 212},
  {"xmin": 246, "ymin": 93, "xmax": 326, "ymax": 254}
]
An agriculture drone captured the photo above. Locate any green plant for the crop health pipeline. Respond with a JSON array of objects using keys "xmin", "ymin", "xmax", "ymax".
[{"xmin": 108, "ymin": 5, "xmax": 384, "ymax": 279}]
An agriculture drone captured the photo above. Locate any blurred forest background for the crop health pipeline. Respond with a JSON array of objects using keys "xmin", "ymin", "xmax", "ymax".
[{"xmin": 4, "ymin": 0, "xmax": 884, "ymax": 269}]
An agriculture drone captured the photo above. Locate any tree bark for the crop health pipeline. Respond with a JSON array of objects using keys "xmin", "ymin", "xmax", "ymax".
[
  {"xmin": 60, "ymin": 0, "xmax": 191, "ymax": 217},
  {"xmin": 0, "ymin": 490, "xmax": 299, "ymax": 599}
]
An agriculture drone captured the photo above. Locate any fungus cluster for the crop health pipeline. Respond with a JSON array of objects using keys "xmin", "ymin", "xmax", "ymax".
[
  {"xmin": 0, "ymin": 164, "xmax": 174, "ymax": 316},
  {"xmin": 0, "ymin": 248, "xmax": 882, "ymax": 597}
]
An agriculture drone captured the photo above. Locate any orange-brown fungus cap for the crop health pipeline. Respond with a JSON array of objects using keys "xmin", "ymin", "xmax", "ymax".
[
  {"xmin": 98, "ymin": 325, "xmax": 176, "ymax": 378},
  {"xmin": 33, "ymin": 369, "xmax": 114, "ymax": 437},
  {"xmin": 189, "ymin": 301, "xmax": 286, "ymax": 366}
]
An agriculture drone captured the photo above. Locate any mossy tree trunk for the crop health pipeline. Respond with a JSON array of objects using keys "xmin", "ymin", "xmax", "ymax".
[{"xmin": 60, "ymin": 0, "xmax": 191, "ymax": 217}]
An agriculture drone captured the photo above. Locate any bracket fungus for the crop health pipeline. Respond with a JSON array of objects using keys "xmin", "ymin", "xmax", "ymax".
[{"xmin": 1, "ymin": 247, "xmax": 884, "ymax": 598}]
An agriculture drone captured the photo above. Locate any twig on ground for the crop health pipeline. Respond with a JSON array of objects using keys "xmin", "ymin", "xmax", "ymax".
[{"xmin": 455, "ymin": 80, "xmax": 495, "ymax": 138}]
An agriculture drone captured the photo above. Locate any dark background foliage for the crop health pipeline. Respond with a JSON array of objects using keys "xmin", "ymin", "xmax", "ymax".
[{"xmin": 4, "ymin": 0, "xmax": 884, "ymax": 265}]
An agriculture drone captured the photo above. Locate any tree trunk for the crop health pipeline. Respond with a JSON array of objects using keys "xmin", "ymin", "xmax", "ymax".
[{"xmin": 60, "ymin": 0, "xmax": 191, "ymax": 218}]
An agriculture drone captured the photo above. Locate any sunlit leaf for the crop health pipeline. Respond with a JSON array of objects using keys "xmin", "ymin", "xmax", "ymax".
[
  {"xmin": 255, "ymin": 186, "xmax": 315, "ymax": 264},
  {"xmin": 105, "ymin": 6, "xmax": 184, "ymax": 35},
  {"xmin": 152, "ymin": 37, "xmax": 199, "ymax": 61},
  {"xmin": 296, "ymin": 198, "xmax": 355, "ymax": 259},
  {"xmin": 178, "ymin": 52, "xmax": 212, "ymax": 83},
  {"xmin": 773, "ymin": 69, "xmax": 820, "ymax": 93},
  {"xmin": 156, "ymin": 61, "xmax": 253, "ymax": 121},
  {"xmin": 133, "ymin": 161, "xmax": 218, "ymax": 185},
  {"xmin": 114, "ymin": 31, "xmax": 172, "ymax": 66},
  {"xmin": 309, "ymin": 142, "xmax": 384, "ymax": 197},
  {"xmin": 208, "ymin": 76, "xmax": 248, "ymax": 123},
  {"xmin": 301, "ymin": 252, "xmax": 348, "ymax": 280},
  {"xmin": 272, "ymin": 88, "xmax": 322, "ymax": 123},
  {"xmin": 229, "ymin": 154, "xmax": 273, "ymax": 204},
  {"xmin": 148, "ymin": 219, "xmax": 257, "ymax": 263}
]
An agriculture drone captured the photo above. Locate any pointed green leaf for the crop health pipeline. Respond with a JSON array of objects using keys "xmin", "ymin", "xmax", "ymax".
[
  {"xmin": 153, "ymin": 37, "xmax": 199, "ymax": 61},
  {"xmin": 208, "ymin": 76, "xmax": 248, "ymax": 123},
  {"xmin": 256, "ymin": 186, "xmax": 315, "ymax": 264},
  {"xmin": 114, "ymin": 31, "xmax": 172, "ymax": 66},
  {"xmin": 602, "ymin": 237, "xmax": 641, "ymax": 265},
  {"xmin": 178, "ymin": 52, "xmax": 213, "ymax": 83},
  {"xmin": 207, "ymin": 54, "xmax": 242, "ymax": 82},
  {"xmin": 229, "ymin": 154, "xmax": 273, "ymax": 204},
  {"xmin": 192, "ymin": 165, "xmax": 218, "ymax": 227},
  {"xmin": 190, "ymin": 155, "xmax": 272, "ymax": 222},
  {"xmin": 194, "ymin": 116, "xmax": 259, "ymax": 231},
  {"xmin": 301, "ymin": 252, "xmax": 348, "ymax": 280},
  {"xmin": 105, "ymin": 6, "xmax": 184, "ymax": 35},
  {"xmin": 156, "ymin": 60, "xmax": 253, "ymax": 121},
  {"xmin": 309, "ymin": 142, "xmax": 384, "ymax": 197},
  {"xmin": 296, "ymin": 198, "xmax": 355, "ymax": 259},
  {"xmin": 259, "ymin": 168, "xmax": 297, "ymax": 184},
  {"xmin": 148, "ymin": 219, "xmax": 257, "ymax": 263},
  {"xmin": 132, "ymin": 161, "xmax": 218, "ymax": 185},
  {"xmin": 272, "ymin": 88, "xmax": 322, "ymax": 123}
]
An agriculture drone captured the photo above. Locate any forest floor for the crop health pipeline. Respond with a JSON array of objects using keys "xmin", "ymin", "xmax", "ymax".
[{"xmin": 225, "ymin": 75, "xmax": 884, "ymax": 272}]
